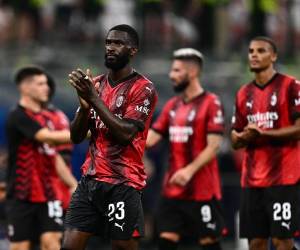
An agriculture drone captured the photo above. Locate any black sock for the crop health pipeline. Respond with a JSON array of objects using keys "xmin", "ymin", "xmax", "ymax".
[
  {"xmin": 201, "ymin": 242, "xmax": 222, "ymax": 250},
  {"xmin": 292, "ymin": 247, "xmax": 298, "ymax": 250},
  {"xmin": 158, "ymin": 238, "xmax": 178, "ymax": 250}
]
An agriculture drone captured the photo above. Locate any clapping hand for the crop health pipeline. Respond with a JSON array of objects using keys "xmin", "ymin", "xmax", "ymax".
[
  {"xmin": 69, "ymin": 69, "xmax": 98, "ymax": 108},
  {"xmin": 233, "ymin": 123, "xmax": 261, "ymax": 144}
]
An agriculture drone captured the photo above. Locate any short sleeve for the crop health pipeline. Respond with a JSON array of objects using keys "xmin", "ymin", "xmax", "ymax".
[
  {"xmin": 206, "ymin": 96, "xmax": 225, "ymax": 134},
  {"xmin": 123, "ymin": 82, "xmax": 158, "ymax": 131},
  {"xmin": 55, "ymin": 110, "xmax": 70, "ymax": 129},
  {"xmin": 151, "ymin": 100, "xmax": 175, "ymax": 136},
  {"xmin": 12, "ymin": 110, "xmax": 42, "ymax": 139},
  {"xmin": 289, "ymin": 79, "xmax": 300, "ymax": 121},
  {"xmin": 231, "ymin": 93, "xmax": 247, "ymax": 132}
]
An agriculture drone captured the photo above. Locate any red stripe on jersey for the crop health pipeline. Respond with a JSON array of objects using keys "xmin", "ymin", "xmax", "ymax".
[
  {"xmin": 181, "ymin": 96, "xmax": 206, "ymax": 200},
  {"xmin": 243, "ymin": 84, "xmax": 256, "ymax": 187}
]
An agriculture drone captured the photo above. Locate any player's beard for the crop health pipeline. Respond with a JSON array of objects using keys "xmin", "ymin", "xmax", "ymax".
[
  {"xmin": 105, "ymin": 53, "xmax": 130, "ymax": 71},
  {"xmin": 173, "ymin": 75, "xmax": 190, "ymax": 93}
]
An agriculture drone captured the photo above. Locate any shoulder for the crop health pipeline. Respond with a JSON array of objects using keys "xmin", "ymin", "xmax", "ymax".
[
  {"xmin": 44, "ymin": 107, "xmax": 67, "ymax": 120},
  {"xmin": 163, "ymin": 96, "xmax": 180, "ymax": 110},
  {"xmin": 6, "ymin": 105, "xmax": 30, "ymax": 128},
  {"xmin": 205, "ymin": 92, "xmax": 221, "ymax": 102},
  {"xmin": 194, "ymin": 93, "xmax": 222, "ymax": 115},
  {"xmin": 235, "ymin": 82, "xmax": 253, "ymax": 99},
  {"xmin": 240, "ymin": 81, "xmax": 253, "ymax": 92},
  {"xmin": 277, "ymin": 73, "xmax": 300, "ymax": 87},
  {"xmin": 133, "ymin": 73, "xmax": 156, "ymax": 90},
  {"xmin": 129, "ymin": 73, "xmax": 158, "ymax": 100},
  {"xmin": 277, "ymin": 73, "xmax": 295, "ymax": 81},
  {"xmin": 49, "ymin": 107, "xmax": 66, "ymax": 117},
  {"xmin": 7, "ymin": 106, "xmax": 24, "ymax": 121},
  {"xmin": 135, "ymin": 72, "xmax": 153, "ymax": 84}
]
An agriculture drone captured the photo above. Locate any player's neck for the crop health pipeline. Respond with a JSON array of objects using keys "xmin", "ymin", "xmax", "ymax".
[
  {"xmin": 108, "ymin": 65, "xmax": 134, "ymax": 82},
  {"xmin": 19, "ymin": 96, "xmax": 42, "ymax": 113},
  {"xmin": 254, "ymin": 67, "xmax": 276, "ymax": 86},
  {"xmin": 183, "ymin": 79, "xmax": 204, "ymax": 102}
]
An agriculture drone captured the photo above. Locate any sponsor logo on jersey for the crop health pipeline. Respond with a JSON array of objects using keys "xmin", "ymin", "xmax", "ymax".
[
  {"xmin": 90, "ymin": 109, "xmax": 104, "ymax": 129},
  {"xmin": 169, "ymin": 126, "xmax": 193, "ymax": 142},
  {"xmin": 135, "ymin": 105, "xmax": 150, "ymax": 115},
  {"xmin": 247, "ymin": 112, "xmax": 279, "ymax": 128},
  {"xmin": 90, "ymin": 109, "xmax": 123, "ymax": 129}
]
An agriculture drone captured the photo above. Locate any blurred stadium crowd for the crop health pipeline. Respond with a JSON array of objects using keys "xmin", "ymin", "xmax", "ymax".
[
  {"xmin": 0, "ymin": 0, "xmax": 300, "ymax": 54},
  {"xmin": 1, "ymin": 0, "xmax": 300, "ymax": 249}
]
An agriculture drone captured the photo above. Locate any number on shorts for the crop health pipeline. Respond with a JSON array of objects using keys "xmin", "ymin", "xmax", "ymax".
[
  {"xmin": 48, "ymin": 200, "xmax": 63, "ymax": 218},
  {"xmin": 201, "ymin": 205, "xmax": 212, "ymax": 222},
  {"xmin": 273, "ymin": 202, "xmax": 291, "ymax": 221},
  {"xmin": 108, "ymin": 201, "xmax": 125, "ymax": 221}
]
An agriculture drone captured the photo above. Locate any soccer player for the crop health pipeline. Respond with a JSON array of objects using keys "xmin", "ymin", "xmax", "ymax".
[
  {"xmin": 5, "ymin": 66, "xmax": 71, "ymax": 250},
  {"xmin": 61, "ymin": 24, "xmax": 158, "ymax": 250},
  {"xmin": 147, "ymin": 48, "xmax": 225, "ymax": 250},
  {"xmin": 231, "ymin": 36, "xmax": 300, "ymax": 250}
]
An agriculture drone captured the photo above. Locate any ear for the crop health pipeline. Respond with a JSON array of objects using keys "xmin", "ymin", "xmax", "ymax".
[
  {"xmin": 188, "ymin": 63, "xmax": 200, "ymax": 78},
  {"xmin": 19, "ymin": 82, "xmax": 28, "ymax": 94},
  {"xmin": 129, "ymin": 47, "xmax": 138, "ymax": 57},
  {"xmin": 271, "ymin": 52, "xmax": 278, "ymax": 63}
]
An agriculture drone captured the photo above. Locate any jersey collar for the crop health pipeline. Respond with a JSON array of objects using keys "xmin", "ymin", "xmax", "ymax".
[
  {"xmin": 182, "ymin": 91, "xmax": 206, "ymax": 104},
  {"xmin": 108, "ymin": 71, "xmax": 138, "ymax": 88},
  {"xmin": 252, "ymin": 72, "xmax": 278, "ymax": 89}
]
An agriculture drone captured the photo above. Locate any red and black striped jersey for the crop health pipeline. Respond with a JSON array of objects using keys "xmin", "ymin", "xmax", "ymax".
[
  {"xmin": 81, "ymin": 71, "xmax": 158, "ymax": 190},
  {"xmin": 152, "ymin": 92, "xmax": 225, "ymax": 201},
  {"xmin": 232, "ymin": 73, "xmax": 300, "ymax": 187},
  {"xmin": 6, "ymin": 105, "xmax": 59, "ymax": 202}
]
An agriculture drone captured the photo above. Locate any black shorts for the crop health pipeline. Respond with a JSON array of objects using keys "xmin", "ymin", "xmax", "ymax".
[
  {"xmin": 64, "ymin": 176, "xmax": 144, "ymax": 240},
  {"xmin": 6, "ymin": 199, "xmax": 63, "ymax": 242},
  {"xmin": 240, "ymin": 184, "xmax": 300, "ymax": 239},
  {"xmin": 157, "ymin": 197, "xmax": 225, "ymax": 239}
]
